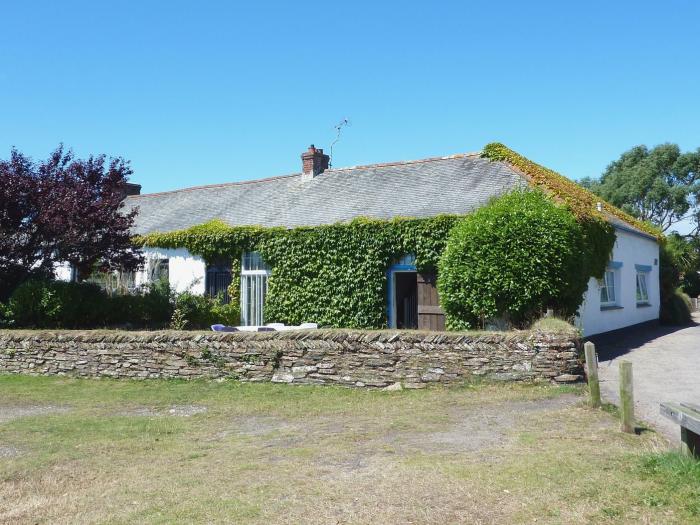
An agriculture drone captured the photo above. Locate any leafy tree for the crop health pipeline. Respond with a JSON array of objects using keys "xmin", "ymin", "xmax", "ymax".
[
  {"xmin": 663, "ymin": 233, "xmax": 700, "ymax": 298},
  {"xmin": 0, "ymin": 146, "xmax": 142, "ymax": 299},
  {"xmin": 580, "ymin": 144, "xmax": 700, "ymax": 233},
  {"xmin": 437, "ymin": 190, "xmax": 592, "ymax": 329}
]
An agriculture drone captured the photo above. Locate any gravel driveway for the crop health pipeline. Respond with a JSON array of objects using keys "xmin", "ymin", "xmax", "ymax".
[{"xmin": 591, "ymin": 314, "xmax": 700, "ymax": 443}]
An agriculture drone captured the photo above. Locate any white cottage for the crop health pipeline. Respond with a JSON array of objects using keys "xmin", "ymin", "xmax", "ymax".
[{"xmin": 110, "ymin": 145, "xmax": 659, "ymax": 336}]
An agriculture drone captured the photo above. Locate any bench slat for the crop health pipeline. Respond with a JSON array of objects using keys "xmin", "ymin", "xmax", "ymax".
[{"xmin": 660, "ymin": 403, "xmax": 700, "ymax": 435}]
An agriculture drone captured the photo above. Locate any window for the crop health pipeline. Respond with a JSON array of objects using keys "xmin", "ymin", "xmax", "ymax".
[
  {"xmin": 206, "ymin": 260, "xmax": 232, "ymax": 303},
  {"xmin": 146, "ymin": 258, "xmax": 169, "ymax": 285},
  {"xmin": 599, "ymin": 270, "xmax": 617, "ymax": 306},
  {"xmin": 636, "ymin": 271, "xmax": 649, "ymax": 304},
  {"xmin": 85, "ymin": 268, "xmax": 136, "ymax": 295},
  {"xmin": 241, "ymin": 252, "xmax": 270, "ymax": 326}
]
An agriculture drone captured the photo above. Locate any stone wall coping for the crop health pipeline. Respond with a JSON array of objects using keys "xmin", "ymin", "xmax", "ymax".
[{"xmin": 0, "ymin": 328, "xmax": 577, "ymax": 345}]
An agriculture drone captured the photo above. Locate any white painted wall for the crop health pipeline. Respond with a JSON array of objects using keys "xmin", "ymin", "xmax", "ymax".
[
  {"xmin": 54, "ymin": 248, "xmax": 206, "ymax": 294},
  {"xmin": 139, "ymin": 247, "xmax": 206, "ymax": 294},
  {"xmin": 53, "ymin": 261, "xmax": 74, "ymax": 282},
  {"xmin": 577, "ymin": 228, "xmax": 660, "ymax": 336}
]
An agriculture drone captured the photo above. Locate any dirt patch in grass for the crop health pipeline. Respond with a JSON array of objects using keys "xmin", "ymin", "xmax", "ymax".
[
  {"xmin": 116, "ymin": 405, "xmax": 208, "ymax": 418},
  {"xmin": 0, "ymin": 404, "xmax": 71, "ymax": 423},
  {"xmin": 166, "ymin": 405, "xmax": 207, "ymax": 417},
  {"xmin": 391, "ymin": 394, "xmax": 582, "ymax": 454},
  {"xmin": 0, "ymin": 446, "xmax": 21, "ymax": 458}
]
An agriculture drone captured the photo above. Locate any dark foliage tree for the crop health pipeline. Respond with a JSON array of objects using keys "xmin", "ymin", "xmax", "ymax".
[
  {"xmin": 580, "ymin": 144, "xmax": 700, "ymax": 234},
  {"xmin": 0, "ymin": 146, "xmax": 142, "ymax": 299}
]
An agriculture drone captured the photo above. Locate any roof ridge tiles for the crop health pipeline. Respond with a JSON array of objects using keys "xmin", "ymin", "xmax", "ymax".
[
  {"xmin": 128, "ymin": 152, "xmax": 482, "ymax": 199},
  {"xmin": 326, "ymin": 152, "xmax": 481, "ymax": 173}
]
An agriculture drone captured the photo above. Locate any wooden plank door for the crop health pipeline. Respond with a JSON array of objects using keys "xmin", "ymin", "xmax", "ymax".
[{"xmin": 417, "ymin": 272, "xmax": 445, "ymax": 331}]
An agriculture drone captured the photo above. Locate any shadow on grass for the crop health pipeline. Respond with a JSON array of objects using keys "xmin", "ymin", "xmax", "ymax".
[{"xmin": 598, "ymin": 402, "xmax": 657, "ymax": 436}]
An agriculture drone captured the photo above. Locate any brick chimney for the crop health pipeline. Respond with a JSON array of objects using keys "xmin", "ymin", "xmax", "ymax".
[
  {"xmin": 119, "ymin": 182, "xmax": 141, "ymax": 199},
  {"xmin": 301, "ymin": 144, "xmax": 329, "ymax": 181},
  {"xmin": 124, "ymin": 182, "xmax": 142, "ymax": 196}
]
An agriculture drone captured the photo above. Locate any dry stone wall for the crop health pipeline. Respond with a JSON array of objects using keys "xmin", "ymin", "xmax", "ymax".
[{"xmin": 0, "ymin": 330, "xmax": 582, "ymax": 388}]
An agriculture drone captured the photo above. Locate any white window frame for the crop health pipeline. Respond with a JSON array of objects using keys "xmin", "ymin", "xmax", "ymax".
[
  {"xmin": 599, "ymin": 269, "xmax": 618, "ymax": 307},
  {"xmin": 240, "ymin": 252, "xmax": 270, "ymax": 326},
  {"xmin": 636, "ymin": 271, "xmax": 650, "ymax": 304}
]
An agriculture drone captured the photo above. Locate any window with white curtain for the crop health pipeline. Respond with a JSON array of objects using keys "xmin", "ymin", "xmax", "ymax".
[{"xmin": 240, "ymin": 252, "xmax": 271, "ymax": 326}]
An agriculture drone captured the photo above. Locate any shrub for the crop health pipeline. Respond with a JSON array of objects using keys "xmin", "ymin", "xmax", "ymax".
[
  {"xmin": 9, "ymin": 279, "xmax": 108, "ymax": 328},
  {"xmin": 659, "ymin": 239, "xmax": 694, "ymax": 325},
  {"xmin": 437, "ymin": 190, "xmax": 592, "ymax": 329},
  {"xmin": 0, "ymin": 302, "xmax": 14, "ymax": 328},
  {"xmin": 682, "ymin": 270, "xmax": 700, "ymax": 298},
  {"xmin": 170, "ymin": 307, "xmax": 188, "ymax": 330},
  {"xmin": 107, "ymin": 281, "xmax": 173, "ymax": 328},
  {"xmin": 173, "ymin": 292, "xmax": 239, "ymax": 330},
  {"xmin": 660, "ymin": 288, "xmax": 693, "ymax": 325},
  {"xmin": 7, "ymin": 279, "xmax": 173, "ymax": 329}
]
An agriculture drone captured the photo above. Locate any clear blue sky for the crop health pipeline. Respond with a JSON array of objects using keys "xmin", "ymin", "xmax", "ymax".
[{"xmin": 2, "ymin": 1, "xmax": 699, "ymax": 194}]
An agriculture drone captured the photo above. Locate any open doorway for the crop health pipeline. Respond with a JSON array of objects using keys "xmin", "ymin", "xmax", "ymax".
[{"xmin": 394, "ymin": 272, "xmax": 418, "ymax": 329}]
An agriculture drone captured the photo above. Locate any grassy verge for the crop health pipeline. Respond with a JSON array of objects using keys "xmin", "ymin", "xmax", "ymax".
[{"xmin": 0, "ymin": 376, "xmax": 697, "ymax": 524}]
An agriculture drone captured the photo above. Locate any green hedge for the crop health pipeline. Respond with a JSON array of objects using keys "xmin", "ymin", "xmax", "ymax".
[
  {"xmin": 437, "ymin": 190, "xmax": 604, "ymax": 329},
  {"xmin": 2, "ymin": 279, "xmax": 236, "ymax": 329},
  {"xmin": 4, "ymin": 279, "xmax": 172, "ymax": 328}
]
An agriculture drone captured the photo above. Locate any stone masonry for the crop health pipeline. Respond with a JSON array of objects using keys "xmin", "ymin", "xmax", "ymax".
[{"xmin": 0, "ymin": 329, "xmax": 582, "ymax": 388}]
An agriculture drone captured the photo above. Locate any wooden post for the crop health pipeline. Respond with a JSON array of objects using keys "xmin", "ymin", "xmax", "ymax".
[
  {"xmin": 681, "ymin": 428, "xmax": 695, "ymax": 457},
  {"xmin": 584, "ymin": 341, "xmax": 601, "ymax": 408},
  {"xmin": 619, "ymin": 361, "xmax": 635, "ymax": 434}
]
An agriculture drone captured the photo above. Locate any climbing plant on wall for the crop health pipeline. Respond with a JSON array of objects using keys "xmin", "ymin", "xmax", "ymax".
[{"xmin": 135, "ymin": 215, "xmax": 462, "ymax": 328}]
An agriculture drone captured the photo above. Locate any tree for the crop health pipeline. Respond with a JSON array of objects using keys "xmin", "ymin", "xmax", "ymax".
[
  {"xmin": 663, "ymin": 233, "xmax": 700, "ymax": 298},
  {"xmin": 437, "ymin": 190, "xmax": 591, "ymax": 329},
  {"xmin": 580, "ymin": 144, "xmax": 700, "ymax": 234},
  {"xmin": 0, "ymin": 146, "xmax": 142, "ymax": 299}
]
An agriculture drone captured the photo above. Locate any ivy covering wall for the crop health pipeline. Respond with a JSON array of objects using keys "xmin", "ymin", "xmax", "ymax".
[{"xmin": 136, "ymin": 216, "xmax": 461, "ymax": 328}]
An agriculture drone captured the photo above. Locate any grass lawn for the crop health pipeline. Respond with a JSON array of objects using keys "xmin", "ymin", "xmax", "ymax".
[{"xmin": 1, "ymin": 376, "xmax": 699, "ymax": 524}]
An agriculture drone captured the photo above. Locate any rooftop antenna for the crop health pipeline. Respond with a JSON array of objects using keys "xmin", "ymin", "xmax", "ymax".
[{"xmin": 329, "ymin": 118, "xmax": 350, "ymax": 168}]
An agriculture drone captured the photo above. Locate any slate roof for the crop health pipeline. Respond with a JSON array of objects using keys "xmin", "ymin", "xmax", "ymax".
[
  {"xmin": 124, "ymin": 151, "xmax": 656, "ymax": 241},
  {"xmin": 124, "ymin": 154, "xmax": 529, "ymax": 235}
]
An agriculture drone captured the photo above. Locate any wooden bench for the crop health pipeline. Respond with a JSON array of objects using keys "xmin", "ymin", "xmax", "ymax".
[{"xmin": 660, "ymin": 402, "xmax": 700, "ymax": 457}]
